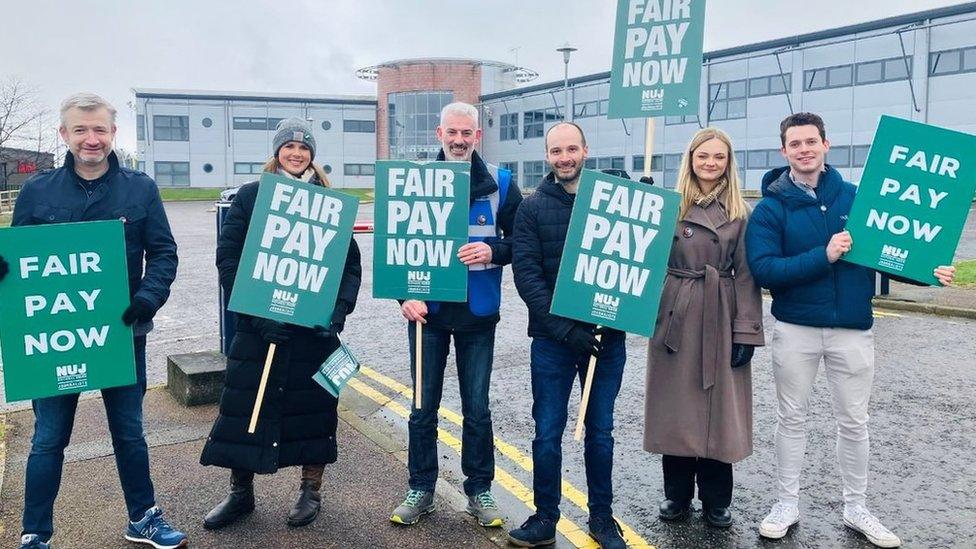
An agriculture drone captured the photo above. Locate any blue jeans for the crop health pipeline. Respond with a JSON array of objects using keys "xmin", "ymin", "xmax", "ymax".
[
  {"xmin": 531, "ymin": 334, "xmax": 626, "ymax": 520},
  {"xmin": 407, "ymin": 324, "xmax": 496, "ymax": 496},
  {"xmin": 22, "ymin": 336, "xmax": 154, "ymax": 541}
]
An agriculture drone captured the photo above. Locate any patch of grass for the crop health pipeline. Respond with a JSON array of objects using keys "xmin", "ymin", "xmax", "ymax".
[
  {"xmin": 159, "ymin": 188, "xmax": 224, "ymax": 202},
  {"xmin": 0, "ymin": 212, "xmax": 11, "ymax": 228},
  {"xmin": 954, "ymin": 259, "xmax": 976, "ymax": 287},
  {"xmin": 334, "ymin": 188, "xmax": 374, "ymax": 202}
]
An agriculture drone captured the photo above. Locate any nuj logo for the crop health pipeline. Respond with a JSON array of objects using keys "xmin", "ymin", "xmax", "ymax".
[
  {"xmin": 272, "ymin": 289, "xmax": 298, "ymax": 304},
  {"xmin": 594, "ymin": 293, "xmax": 620, "ymax": 308},
  {"xmin": 881, "ymin": 245, "xmax": 909, "ymax": 260},
  {"xmin": 407, "ymin": 271, "xmax": 431, "ymax": 282},
  {"xmin": 56, "ymin": 363, "xmax": 87, "ymax": 378},
  {"xmin": 642, "ymin": 89, "xmax": 664, "ymax": 100}
]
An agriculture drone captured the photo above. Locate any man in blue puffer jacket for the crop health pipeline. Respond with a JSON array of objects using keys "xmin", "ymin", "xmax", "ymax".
[{"xmin": 746, "ymin": 112, "xmax": 955, "ymax": 548}]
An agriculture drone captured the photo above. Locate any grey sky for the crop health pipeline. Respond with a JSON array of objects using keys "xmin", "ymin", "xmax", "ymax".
[{"xmin": 0, "ymin": 0, "xmax": 964, "ymax": 151}]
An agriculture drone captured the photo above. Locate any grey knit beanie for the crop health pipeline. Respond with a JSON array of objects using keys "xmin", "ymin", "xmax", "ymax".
[{"xmin": 273, "ymin": 118, "xmax": 316, "ymax": 160}]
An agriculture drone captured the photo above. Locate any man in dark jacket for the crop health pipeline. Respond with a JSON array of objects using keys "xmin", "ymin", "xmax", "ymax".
[
  {"xmin": 0, "ymin": 93, "xmax": 185, "ymax": 549},
  {"xmin": 390, "ymin": 102, "xmax": 522, "ymax": 529},
  {"xmin": 746, "ymin": 112, "xmax": 955, "ymax": 548},
  {"xmin": 508, "ymin": 122, "xmax": 627, "ymax": 549}
]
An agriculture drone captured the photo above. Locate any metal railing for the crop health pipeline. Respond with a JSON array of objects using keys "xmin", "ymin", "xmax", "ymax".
[{"xmin": 0, "ymin": 189, "xmax": 18, "ymax": 214}]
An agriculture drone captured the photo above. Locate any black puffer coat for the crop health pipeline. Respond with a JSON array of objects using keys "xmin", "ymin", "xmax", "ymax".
[
  {"xmin": 512, "ymin": 173, "xmax": 623, "ymax": 341},
  {"xmin": 200, "ymin": 177, "xmax": 362, "ymax": 473}
]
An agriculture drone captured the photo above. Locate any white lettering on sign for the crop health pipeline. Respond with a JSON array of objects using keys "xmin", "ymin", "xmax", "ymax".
[
  {"xmin": 24, "ymin": 325, "xmax": 110, "ymax": 356},
  {"xmin": 387, "ymin": 201, "xmax": 454, "ymax": 235},
  {"xmin": 573, "ymin": 253, "xmax": 651, "ymax": 297},
  {"xmin": 388, "ymin": 168, "xmax": 455, "ymax": 197},
  {"xmin": 252, "ymin": 252, "xmax": 329, "ymax": 292},
  {"xmin": 19, "ymin": 252, "xmax": 101, "ymax": 279},
  {"xmin": 23, "ymin": 289, "xmax": 101, "ymax": 318},
  {"xmin": 627, "ymin": 0, "xmax": 692, "ymax": 24},
  {"xmin": 260, "ymin": 214, "xmax": 337, "ymax": 261},
  {"xmin": 387, "ymin": 239, "xmax": 455, "ymax": 267},
  {"xmin": 866, "ymin": 208, "xmax": 942, "ymax": 242},
  {"xmin": 888, "ymin": 145, "xmax": 959, "ymax": 179},
  {"xmin": 270, "ymin": 183, "xmax": 344, "ymax": 225}
]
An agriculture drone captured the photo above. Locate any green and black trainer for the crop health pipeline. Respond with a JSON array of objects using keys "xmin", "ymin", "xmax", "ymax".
[
  {"xmin": 390, "ymin": 489, "xmax": 435, "ymax": 525},
  {"xmin": 466, "ymin": 491, "xmax": 504, "ymax": 527}
]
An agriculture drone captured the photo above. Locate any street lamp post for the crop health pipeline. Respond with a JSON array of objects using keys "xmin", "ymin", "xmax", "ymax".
[{"xmin": 557, "ymin": 42, "xmax": 578, "ymax": 121}]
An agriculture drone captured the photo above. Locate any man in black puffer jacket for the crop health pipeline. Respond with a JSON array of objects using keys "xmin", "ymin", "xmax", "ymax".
[{"xmin": 508, "ymin": 123, "xmax": 627, "ymax": 549}]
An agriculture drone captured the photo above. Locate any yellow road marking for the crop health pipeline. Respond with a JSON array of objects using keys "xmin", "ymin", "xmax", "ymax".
[
  {"xmin": 356, "ymin": 367, "xmax": 654, "ymax": 548},
  {"xmin": 346, "ymin": 378, "xmax": 600, "ymax": 547}
]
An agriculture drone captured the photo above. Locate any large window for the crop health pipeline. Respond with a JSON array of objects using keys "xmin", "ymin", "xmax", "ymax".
[
  {"xmin": 499, "ymin": 162, "xmax": 518, "ymax": 186},
  {"xmin": 632, "ymin": 154, "xmax": 662, "ymax": 172},
  {"xmin": 154, "ymin": 161, "xmax": 190, "ymax": 186},
  {"xmin": 573, "ymin": 99, "xmax": 608, "ymax": 119},
  {"xmin": 344, "ymin": 119, "xmax": 376, "ymax": 133},
  {"xmin": 523, "ymin": 160, "xmax": 547, "ymax": 188},
  {"xmin": 930, "ymin": 46, "xmax": 976, "ymax": 76},
  {"xmin": 344, "ymin": 163, "xmax": 375, "ymax": 176},
  {"xmin": 153, "ymin": 115, "xmax": 189, "ymax": 141},
  {"xmin": 661, "ymin": 153, "xmax": 683, "ymax": 188},
  {"xmin": 804, "ymin": 63, "xmax": 854, "ymax": 91},
  {"xmin": 500, "ymin": 113, "xmax": 519, "ymax": 141},
  {"xmin": 233, "ymin": 117, "xmax": 283, "ymax": 131},
  {"xmin": 388, "ymin": 91, "xmax": 453, "ymax": 159},
  {"xmin": 827, "ymin": 146, "xmax": 851, "ymax": 168},
  {"xmin": 708, "ymin": 79, "xmax": 747, "ymax": 121},
  {"xmin": 584, "ymin": 156, "xmax": 625, "ymax": 170},
  {"xmin": 748, "ymin": 73, "xmax": 792, "ymax": 97},
  {"xmin": 856, "ymin": 56, "xmax": 912, "ymax": 84},
  {"xmin": 665, "ymin": 114, "xmax": 698, "ymax": 125},
  {"xmin": 523, "ymin": 108, "xmax": 563, "ymax": 139},
  {"xmin": 137, "ymin": 115, "xmax": 145, "ymax": 141},
  {"xmin": 234, "ymin": 162, "xmax": 264, "ymax": 175},
  {"xmin": 852, "ymin": 145, "xmax": 871, "ymax": 168}
]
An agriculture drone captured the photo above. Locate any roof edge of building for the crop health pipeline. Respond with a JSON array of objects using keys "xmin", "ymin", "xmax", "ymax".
[{"xmin": 132, "ymin": 88, "xmax": 377, "ymax": 106}]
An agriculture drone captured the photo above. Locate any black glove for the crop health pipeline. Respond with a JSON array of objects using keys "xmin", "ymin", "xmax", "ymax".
[
  {"xmin": 253, "ymin": 318, "xmax": 292, "ymax": 344},
  {"xmin": 0, "ymin": 255, "xmax": 9, "ymax": 282},
  {"xmin": 730, "ymin": 343, "xmax": 755, "ymax": 368},
  {"xmin": 121, "ymin": 297, "xmax": 156, "ymax": 326},
  {"xmin": 313, "ymin": 303, "xmax": 349, "ymax": 340},
  {"xmin": 563, "ymin": 326, "xmax": 601, "ymax": 358}
]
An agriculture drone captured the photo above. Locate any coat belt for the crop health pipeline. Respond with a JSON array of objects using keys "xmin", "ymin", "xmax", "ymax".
[{"xmin": 663, "ymin": 266, "xmax": 733, "ymax": 390}]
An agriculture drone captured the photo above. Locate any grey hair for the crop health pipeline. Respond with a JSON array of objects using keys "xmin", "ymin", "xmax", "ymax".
[
  {"xmin": 439, "ymin": 102, "xmax": 479, "ymax": 127},
  {"xmin": 59, "ymin": 93, "xmax": 117, "ymax": 127}
]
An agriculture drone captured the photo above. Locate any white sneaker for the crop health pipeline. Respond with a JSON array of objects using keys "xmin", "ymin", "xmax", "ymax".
[
  {"xmin": 759, "ymin": 502, "xmax": 800, "ymax": 539},
  {"xmin": 843, "ymin": 505, "xmax": 901, "ymax": 548}
]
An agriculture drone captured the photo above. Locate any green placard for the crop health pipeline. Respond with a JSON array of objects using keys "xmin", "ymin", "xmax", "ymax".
[
  {"xmin": 844, "ymin": 116, "xmax": 976, "ymax": 285},
  {"xmin": 0, "ymin": 221, "xmax": 136, "ymax": 402},
  {"xmin": 228, "ymin": 173, "xmax": 359, "ymax": 328},
  {"xmin": 550, "ymin": 170, "xmax": 680, "ymax": 336},
  {"xmin": 372, "ymin": 160, "xmax": 471, "ymax": 302},
  {"xmin": 608, "ymin": 0, "xmax": 707, "ymax": 119}
]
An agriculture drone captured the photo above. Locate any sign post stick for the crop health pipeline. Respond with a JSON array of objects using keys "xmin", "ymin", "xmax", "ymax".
[
  {"xmin": 644, "ymin": 118, "xmax": 656, "ymax": 179},
  {"xmin": 573, "ymin": 329, "xmax": 604, "ymax": 441},
  {"xmin": 415, "ymin": 321, "xmax": 423, "ymax": 409},
  {"xmin": 248, "ymin": 343, "xmax": 276, "ymax": 434}
]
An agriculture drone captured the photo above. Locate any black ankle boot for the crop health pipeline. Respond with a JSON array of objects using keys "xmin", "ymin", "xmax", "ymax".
[
  {"xmin": 204, "ymin": 469, "xmax": 255, "ymax": 530},
  {"xmin": 287, "ymin": 466, "xmax": 323, "ymax": 527},
  {"xmin": 703, "ymin": 505, "xmax": 733, "ymax": 528},
  {"xmin": 659, "ymin": 499, "xmax": 692, "ymax": 521}
]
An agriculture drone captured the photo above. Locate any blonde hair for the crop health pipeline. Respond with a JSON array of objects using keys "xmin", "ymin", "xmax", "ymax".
[
  {"xmin": 676, "ymin": 127, "xmax": 748, "ymax": 221},
  {"xmin": 262, "ymin": 158, "xmax": 332, "ymax": 187}
]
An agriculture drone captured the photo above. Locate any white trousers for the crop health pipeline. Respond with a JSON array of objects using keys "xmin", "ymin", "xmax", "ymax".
[{"xmin": 771, "ymin": 321, "xmax": 875, "ymax": 508}]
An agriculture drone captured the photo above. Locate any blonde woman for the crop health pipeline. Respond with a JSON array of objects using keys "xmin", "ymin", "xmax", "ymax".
[
  {"xmin": 200, "ymin": 118, "xmax": 362, "ymax": 529},
  {"xmin": 643, "ymin": 127, "xmax": 764, "ymax": 528}
]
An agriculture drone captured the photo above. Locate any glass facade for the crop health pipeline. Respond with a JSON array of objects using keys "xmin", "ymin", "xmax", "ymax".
[{"xmin": 388, "ymin": 91, "xmax": 453, "ymax": 159}]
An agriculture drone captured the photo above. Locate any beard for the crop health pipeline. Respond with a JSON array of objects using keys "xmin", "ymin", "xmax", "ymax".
[{"xmin": 553, "ymin": 162, "xmax": 583, "ymax": 184}]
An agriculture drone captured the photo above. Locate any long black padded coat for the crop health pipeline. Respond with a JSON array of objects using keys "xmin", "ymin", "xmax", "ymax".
[{"xmin": 199, "ymin": 177, "xmax": 362, "ymax": 473}]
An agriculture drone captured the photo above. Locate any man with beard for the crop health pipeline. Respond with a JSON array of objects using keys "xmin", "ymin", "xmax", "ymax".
[
  {"xmin": 2, "ymin": 93, "xmax": 186, "ymax": 549},
  {"xmin": 390, "ymin": 102, "xmax": 522, "ymax": 529},
  {"xmin": 508, "ymin": 122, "xmax": 627, "ymax": 549}
]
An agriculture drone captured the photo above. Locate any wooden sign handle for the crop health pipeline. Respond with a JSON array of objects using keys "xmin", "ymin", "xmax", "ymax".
[
  {"xmin": 248, "ymin": 342, "xmax": 276, "ymax": 434},
  {"xmin": 574, "ymin": 330, "xmax": 604, "ymax": 441},
  {"xmin": 414, "ymin": 320, "xmax": 423, "ymax": 409}
]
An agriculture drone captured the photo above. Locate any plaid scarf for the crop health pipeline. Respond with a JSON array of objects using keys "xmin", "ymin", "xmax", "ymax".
[{"xmin": 693, "ymin": 178, "xmax": 728, "ymax": 209}]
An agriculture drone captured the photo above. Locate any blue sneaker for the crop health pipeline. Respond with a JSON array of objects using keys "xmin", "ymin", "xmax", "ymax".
[
  {"xmin": 507, "ymin": 513, "xmax": 556, "ymax": 547},
  {"xmin": 19, "ymin": 534, "xmax": 51, "ymax": 549},
  {"xmin": 124, "ymin": 506, "xmax": 188, "ymax": 549}
]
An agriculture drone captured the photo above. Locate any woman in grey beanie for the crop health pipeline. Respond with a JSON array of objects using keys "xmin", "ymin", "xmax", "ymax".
[{"xmin": 200, "ymin": 116, "xmax": 362, "ymax": 530}]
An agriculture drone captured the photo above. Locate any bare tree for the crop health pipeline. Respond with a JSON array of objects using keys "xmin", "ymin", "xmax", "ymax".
[{"xmin": 0, "ymin": 77, "xmax": 48, "ymax": 152}]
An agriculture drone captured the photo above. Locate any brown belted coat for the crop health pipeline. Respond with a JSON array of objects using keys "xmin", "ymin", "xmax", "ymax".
[{"xmin": 643, "ymin": 195, "xmax": 764, "ymax": 464}]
